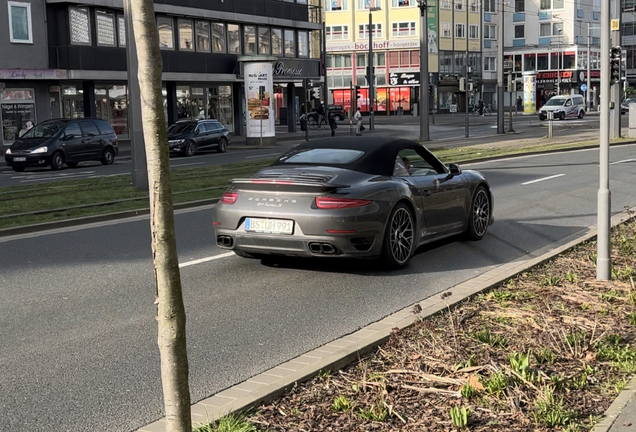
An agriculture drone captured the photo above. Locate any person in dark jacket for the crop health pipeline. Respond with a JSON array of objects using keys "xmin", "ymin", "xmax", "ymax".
[
  {"xmin": 328, "ymin": 112, "xmax": 337, "ymax": 136},
  {"xmin": 478, "ymin": 99, "xmax": 485, "ymax": 116}
]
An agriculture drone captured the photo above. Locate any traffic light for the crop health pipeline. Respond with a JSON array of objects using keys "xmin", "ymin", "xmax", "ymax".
[
  {"xmin": 611, "ymin": 46, "xmax": 622, "ymax": 83},
  {"xmin": 467, "ymin": 66, "xmax": 473, "ymax": 80},
  {"xmin": 459, "ymin": 77, "xmax": 466, "ymax": 92},
  {"xmin": 355, "ymin": 85, "xmax": 363, "ymax": 100},
  {"xmin": 506, "ymin": 74, "xmax": 514, "ymax": 92},
  {"xmin": 428, "ymin": 84, "xmax": 434, "ymax": 96}
]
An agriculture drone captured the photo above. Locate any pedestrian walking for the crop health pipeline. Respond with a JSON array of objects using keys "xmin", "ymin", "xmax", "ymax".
[
  {"xmin": 354, "ymin": 108, "xmax": 363, "ymax": 136},
  {"xmin": 478, "ymin": 99, "xmax": 485, "ymax": 116},
  {"xmin": 328, "ymin": 112, "xmax": 337, "ymax": 137},
  {"xmin": 516, "ymin": 96, "xmax": 522, "ymax": 111}
]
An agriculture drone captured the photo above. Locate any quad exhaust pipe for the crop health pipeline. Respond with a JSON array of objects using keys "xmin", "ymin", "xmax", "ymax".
[
  {"xmin": 216, "ymin": 235, "xmax": 234, "ymax": 248},
  {"xmin": 308, "ymin": 242, "xmax": 338, "ymax": 255}
]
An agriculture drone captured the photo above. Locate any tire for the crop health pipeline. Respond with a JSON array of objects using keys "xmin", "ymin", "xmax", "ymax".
[
  {"xmin": 466, "ymin": 186, "xmax": 491, "ymax": 241},
  {"xmin": 335, "ymin": 115, "xmax": 342, "ymax": 121},
  {"xmin": 380, "ymin": 203, "xmax": 415, "ymax": 269},
  {"xmin": 217, "ymin": 137, "xmax": 228, "ymax": 153},
  {"xmin": 184, "ymin": 141, "xmax": 196, "ymax": 157},
  {"xmin": 66, "ymin": 162, "xmax": 78, "ymax": 168},
  {"xmin": 578, "ymin": 110, "xmax": 585, "ymax": 119},
  {"xmin": 234, "ymin": 250, "xmax": 256, "ymax": 259},
  {"xmin": 100, "ymin": 148, "xmax": 115, "ymax": 165},
  {"xmin": 12, "ymin": 166, "xmax": 25, "ymax": 172},
  {"xmin": 50, "ymin": 152, "xmax": 64, "ymax": 171},
  {"xmin": 559, "ymin": 112, "xmax": 566, "ymax": 121}
]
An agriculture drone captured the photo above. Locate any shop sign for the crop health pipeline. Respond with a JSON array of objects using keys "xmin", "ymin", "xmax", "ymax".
[
  {"xmin": 273, "ymin": 61, "xmax": 303, "ymax": 76},
  {"xmin": 578, "ymin": 70, "xmax": 601, "ymax": 82},
  {"xmin": 244, "ymin": 62, "xmax": 275, "ymax": 139},
  {"xmin": 326, "ymin": 39, "xmax": 419, "ymax": 52},
  {"xmin": 535, "ymin": 71, "xmax": 574, "ymax": 83},
  {"xmin": 389, "ymin": 72, "xmax": 420, "ymax": 86},
  {"xmin": 0, "ymin": 89, "xmax": 35, "ymax": 101},
  {"xmin": 0, "ymin": 69, "xmax": 68, "ymax": 80}
]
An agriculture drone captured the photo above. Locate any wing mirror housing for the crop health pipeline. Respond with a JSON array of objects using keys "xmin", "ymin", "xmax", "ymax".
[
  {"xmin": 448, "ymin": 163, "xmax": 462, "ymax": 176},
  {"xmin": 63, "ymin": 134, "xmax": 75, "ymax": 140}
]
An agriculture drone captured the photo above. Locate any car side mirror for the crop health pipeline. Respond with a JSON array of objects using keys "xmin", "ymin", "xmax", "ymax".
[
  {"xmin": 448, "ymin": 163, "xmax": 462, "ymax": 176},
  {"xmin": 194, "ymin": 129, "xmax": 200, "ymax": 135},
  {"xmin": 63, "ymin": 134, "xmax": 75, "ymax": 140}
]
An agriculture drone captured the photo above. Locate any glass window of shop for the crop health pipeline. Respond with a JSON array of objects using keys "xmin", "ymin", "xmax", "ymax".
[
  {"xmin": 95, "ymin": 85, "xmax": 128, "ymax": 138},
  {"xmin": 62, "ymin": 84, "xmax": 84, "ymax": 119},
  {"xmin": 298, "ymin": 31, "xmax": 309, "ymax": 57},
  {"xmin": 157, "ymin": 16, "xmax": 174, "ymax": 50},
  {"xmin": 272, "ymin": 28, "xmax": 283, "ymax": 56},
  {"xmin": 1, "ymin": 89, "xmax": 36, "ymax": 144},
  {"xmin": 244, "ymin": 25, "xmax": 257, "ymax": 55},
  {"xmin": 210, "ymin": 85, "xmax": 234, "ymax": 132},
  {"xmin": 179, "ymin": 19, "xmax": 194, "ymax": 51},
  {"xmin": 117, "ymin": 14, "xmax": 126, "ymax": 47},
  {"xmin": 227, "ymin": 24, "xmax": 241, "ymax": 54},
  {"xmin": 259, "ymin": 27, "xmax": 271, "ymax": 55},
  {"xmin": 524, "ymin": 53, "xmax": 536, "ymax": 71},
  {"xmin": 284, "ymin": 29, "xmax": 295, "ymax": 57},
  {"xmin": 212, "ymin": 23, "xmax": 226, "ymax": 53},
  {"xmin": 196, "ymin": 21, "xmax": 210, "ymax": 52}
]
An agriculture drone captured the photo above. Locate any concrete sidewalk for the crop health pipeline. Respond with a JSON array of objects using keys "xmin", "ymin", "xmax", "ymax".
[{"xmin": 600, "ymin": 379, "xmax": 636, "ymax": 432}]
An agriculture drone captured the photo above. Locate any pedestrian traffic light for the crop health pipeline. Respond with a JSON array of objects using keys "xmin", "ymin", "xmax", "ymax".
[
  {"xmin": 428, "ymin": 84, "xmax": 434, "ymax": 96},
  {"xmin": 611, "ymin": 46, "xmax": 622, "ymax": 83},
  {"xmin": 355, "ymin": 85, "xmax": 363, "ymax": 100},
  {"xmin": 506, "ymin": 74, "xmax": 514, "ymax": 92}
]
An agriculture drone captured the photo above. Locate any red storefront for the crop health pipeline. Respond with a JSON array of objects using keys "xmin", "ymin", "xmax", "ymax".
[{"xmin": 332, "ymin": 86, "xmax": 412, "ymax": 114}]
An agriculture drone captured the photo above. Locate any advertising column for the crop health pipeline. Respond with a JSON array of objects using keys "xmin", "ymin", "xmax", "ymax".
[
  {"xmin": 522, "ymin": 72, "xmax": 537, "ymax": 114},
  {"xmin": 244, "ymin": 62, "xmax": 275, "ymax": 146}
]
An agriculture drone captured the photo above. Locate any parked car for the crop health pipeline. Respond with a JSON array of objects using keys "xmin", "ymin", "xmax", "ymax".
[
  {"xmin": 166, "ymin": 119, "xmax": 230, "ymax": 156},
  {"xmin": 4, "ymin": 118, "xmax": 119, "ymax": 172},
  {"xmin": 621, "ymin": 97, "xmax": 636, "ymax": 114},
  {"xmin": 538, "ymin": 95, "xmax": 586, "ymax": 120},
  {"xmin": 327, "ymin": 105, "xmax": 347, "ymax": 121},
  {"xmin": 213, "ymin": 137, "xmax": 494, "ymax": 269}
]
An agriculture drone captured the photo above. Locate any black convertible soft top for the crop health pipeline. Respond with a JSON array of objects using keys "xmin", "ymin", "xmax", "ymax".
[{"xmin": 272, "ymin": 137, "xmax": 441, "ymax": 177}]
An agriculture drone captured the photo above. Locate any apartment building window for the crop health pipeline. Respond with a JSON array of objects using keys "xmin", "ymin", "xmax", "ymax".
[
  {"xmin": 244, "ymin": 25, "xmax": 256, "ymax": 55},
  {"xmin": 540, "ymin": 0, "xmax": 564, "ymax": 9},
  {"xmin": 593, "ymin": 0, "xmax": 601, "ymax": 12},
  {"xmin": 227, "ymin": 24, "xmax": 241, "ymax": 54},
  {"xmin": 392, "ymin": 0, "xmax": 414, "ymax": 6},
  {"xmin": 258, "ymin": 27, "xmax": 270, "ymax": 54},
  {"xmin": 196, "ymin": 21, "xmax": 210, "ymax": 52},
  {"xmin": 8, "ymin": 1, "xmax": 32, "ymax": 43},
  {"xmin": 540, "ymin": 23, "xmax": 551, "ymax": 36},
  {"xmin": 442, "ymin": 22, "xmax": 451, "ymax": 37},
  {"xmin": 392, "ymin": 22, "xmax": 416, "ymax": 37},
  {"xmin": 96, "ymin": 10, "xmax": 116, "ymax": 47},
  {"xmin": 327, "ymin": 0, "xmax": 349, "ymax": 11},
  {"xmin": 179, "ymin": 19, "xmax": 194, "ymax": 51},
  {"xmin": 284, "ymin": 29, "xmax": 295, "ymax": 57},
  {"xmin": 357, "ymin": 53, "xmax": 367, "ymax": 67},
  {"xmin": 455, "ymin": 23, "xmax": 465, "ymax": 38},
  {"xmin": 440, "ymin": 0, "xmax": 451, "ymax": 9},
  {"xmin": 70, "ymin": 7, "xmax": 91, "ymax": 45},
  {"xmin": 455, "ymin": 0, "xmax": 464, "ymax": 10},
  {"xmin": 469, "ymin": 24, "xmax": 479, "ymax": 39},
  {"xmin": 483, "ymin": 24, "xmax": 496, "ymax": 39},
  {"xmin": 157, "ymin": 16, "xmax": 174, "ymax": 49},
  {"xmin": 439, "ymin": 51, "xmax": 452, "ymax": 73},
  {"xmin": 470, "ymin": 0, "xmax": 478, "ymax": 12},
  {"xmin": 515, "ymin": 0, "xmax": 525, "ymax": 12},
  {"xmin": 327, "ymin": 25, "xmax": 349, "ymax": 40},
  {"xmin": 212, "ymin": 23, "xmax": 226, "ymax": 53},
  {"xmin": 298, "ymin": 30, "xmax": 309, "ymax": 57},
  {"xmin": 514, "ymin": 25, "xmax": 524, "ymax": 38},
  {"xmin": 117, "ymin": 14, "xmax": 126, "ymax": 47},
  {"xmin": 483, "ymin": 0, "xmax": 496, "ymax": 12},
  {"xmin": 272, "ymin": 28, "xmax": 282, "ymax": 55},
  {"xmin": 552, "ymin": 22, "xmax": 563, "ymax": 35},
  {"xmin": 484, "ymin": 57, "xmax": 496, "ymax": 71},
  {"xmin": 358, "ymin": 0, "xmax": 381, "ymax": 9},
  {"xmin": 331, "ymin": 54, "xmax": 352, "ymax": 68},
  {"xmin": 359, "ymin": 23, "xmax": 382, "ymax": 39}
]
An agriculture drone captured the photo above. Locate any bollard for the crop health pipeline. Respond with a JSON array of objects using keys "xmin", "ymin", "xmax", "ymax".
[{"xmin": 547, "ymin": 111, "xmax": 553, "ymax": 138}]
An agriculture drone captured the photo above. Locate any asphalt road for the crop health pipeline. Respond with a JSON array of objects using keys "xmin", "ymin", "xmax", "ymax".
[
  {"xmin": 1, "ymin": 145, "xmax": 635, "ymax": 432},
  {"xmin": 0, "ymin": 113, "xmax": 612, "ymax": 187}
]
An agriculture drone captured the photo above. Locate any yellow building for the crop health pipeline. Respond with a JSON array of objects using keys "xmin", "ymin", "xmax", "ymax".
[{"xmin": 325, "ymin": 0, "xmax": 481, "ymax": 113}]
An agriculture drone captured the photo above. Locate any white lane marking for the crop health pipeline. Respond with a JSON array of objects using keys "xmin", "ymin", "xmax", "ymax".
[
  {"xmin": 522, "ymin": 173, "xmax": 566, "ymax": 185},
  {"xmin": 179, "ymin": 251, "xmax": 235, "ymax": 268},
  {"xmin": 246, "ymin": 153, "xmax": 281, "ymax": 159},
  {"xmin": 171, "ymin": 162, "xmax": 204, "ymax": 167},
  {"xmin": 610, "ymin": 158, "xmax": 636, "ymax": 165}
]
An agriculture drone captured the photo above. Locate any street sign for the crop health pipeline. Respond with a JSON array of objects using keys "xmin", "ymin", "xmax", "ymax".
[
  {"xmin": 581, "ymin": 84, "xmax": 588, "ymax": 92},
  {"xmin": 611, "ymin": 19, "xmax": 620, "ymax": 31}
]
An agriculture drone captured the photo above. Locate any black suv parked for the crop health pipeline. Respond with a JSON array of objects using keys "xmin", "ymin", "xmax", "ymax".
[
  {"xmin": 327, "ymin": 105, "xmax": 347, "ymax": 121},
  {"xmin": 166, "ymin": 119, "xmax": 230, "ymax": 156},
  {"xmin": 4, "ymin": 118, "xmax": 119, "ymax": 172}
]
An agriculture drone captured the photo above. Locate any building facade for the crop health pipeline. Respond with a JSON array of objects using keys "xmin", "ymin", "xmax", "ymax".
[{"xmin": 0, "ymin": 0, "xmax": 322, "ymax": 147}]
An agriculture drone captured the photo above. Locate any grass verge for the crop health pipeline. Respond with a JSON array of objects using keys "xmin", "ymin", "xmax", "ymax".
[
  {"xmin": 200, "ymin": 213, "xmax": 636, "ymax": 431},
  {"xmin": 1, "ymin": 137, "xmax": 633, "ymax": 230}
]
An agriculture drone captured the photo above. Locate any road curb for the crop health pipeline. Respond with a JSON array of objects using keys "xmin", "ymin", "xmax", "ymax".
[
  {"xmin": 592, "ymin": 376, "xmax": 636, "ymax": 432},
  {"xmin": 136, "ymin": 207, "xmax": 636, "ymax": 431}
]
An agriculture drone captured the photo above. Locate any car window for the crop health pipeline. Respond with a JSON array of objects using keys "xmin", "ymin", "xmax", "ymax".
[
  {"xmin": 64, "ymin": 123, "xmax": 82, "ymax": 138},
  {"xmin": 80, "ymin": 121, "xmax": 101, "ymax": 137},
  {"xmin": 195, "ymin": 124, "xmax": 206, "ymax": 133},
  {"xmin": 394, "ymin": 149, "xmax": 437, "ymax": 177},
  {"xmin": 167, "ymin": 123, "xmax": 195, "ymax": 134},
  {"xmin": 20, "ymin": 122, "xmax": 61, "ymax": 139},
  {"xmin": 279, "ymin": 148, "xmax": 364, "ymax": 164},
  {"xmin": 210, "ymin": 122, "xmax": 223, "ymax": 131},
  {"xmin": 565, "ymin": 100, "xmax": 572, "ymax": 106},
  {"xmin": 95, "ymin": 121, "xmax": 115, "ymax": 135}
]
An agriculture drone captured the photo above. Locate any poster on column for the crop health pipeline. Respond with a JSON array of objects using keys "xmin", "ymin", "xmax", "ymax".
[
  {"xmin": 244, "ymin": 62, "xmax": 274, "ymax": 138},
  {"xmin": 523, "ymin": 73, "xmax": 536, "ymax": 114}
]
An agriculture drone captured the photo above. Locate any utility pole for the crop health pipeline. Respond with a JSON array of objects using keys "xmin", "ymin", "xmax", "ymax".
[
  {"xmin": 417, "ymin": 0, "xmax": 430, "ymax": 141},
  {"xmin": 497, "ymin": 0, "xmax": 505, "ymax": 134},
  {"xmin": 368, "ymin": 7, "xmax": 380, "ymax": 131},
  {"xmin": 597, "ymin": 0, "xmax": 611, "ymax": 280},
  {"xmin": 557, "ymin": 29, "xmax": 562, "ymax": 95},
  {"xmin": 322, "ymin": 0, "xmax": 328, "ymax": 110},
  {"xmin": 587, "ymin": 23, "xmax": 591, "ymax": 110},
  {"xmin": 465, "ymin": 6, "xmax": 469, "ymax": 138},
  {"xmin": 610, "ymin": 0, "xmax": 621, "ymax": 138}
]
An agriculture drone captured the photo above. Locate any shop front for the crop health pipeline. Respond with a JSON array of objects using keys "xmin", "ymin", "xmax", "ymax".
[{"xmin": 535, "ymin": 70, "xmax": 576, "ymax": 107}]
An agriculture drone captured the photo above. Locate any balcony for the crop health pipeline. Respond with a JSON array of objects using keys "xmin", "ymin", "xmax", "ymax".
[
  {"xmin": 513, "ymin": 13, "xmax": 525, "ymax": 22},
  {"xmin": 538, "ymin": 11, "xmax": 552, "ymax": 20}
]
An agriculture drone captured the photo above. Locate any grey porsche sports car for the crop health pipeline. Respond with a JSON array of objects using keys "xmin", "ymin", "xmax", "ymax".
[{"xmin": 213, "ymin": 137, "xmax": 494, "ymax": 268}]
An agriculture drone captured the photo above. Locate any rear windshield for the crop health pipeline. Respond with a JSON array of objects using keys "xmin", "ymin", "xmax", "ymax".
[
  {"xmin": 278, "ymin": 148, "xmax": 364, "ymax": 165},
  {"xmin": 20, "ymin": 122, "xmax": 62, "ymax": 139},
  {"xmin": 167, "ymin": 123, "xmax": 196, "ymax": 134}
]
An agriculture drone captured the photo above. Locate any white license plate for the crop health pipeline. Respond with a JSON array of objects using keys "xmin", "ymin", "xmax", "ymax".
[
  {"xmin": 13, "ymin": 157, "xmax": 26, "ymax": 162},
  {"xmin": 245, "ymin": 218, "xmax": 293, "ymax": 235}
]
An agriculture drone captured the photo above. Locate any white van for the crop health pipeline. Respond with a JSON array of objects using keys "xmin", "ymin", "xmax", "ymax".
[{"xmin": 538, "ymin": 95, "xmax": 585, "ymax": 120}]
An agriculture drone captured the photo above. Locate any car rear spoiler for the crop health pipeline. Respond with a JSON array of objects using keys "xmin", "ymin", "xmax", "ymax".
[{"xmin": 230, "ymin": 178, "xmax": 348, "ymax": 193}]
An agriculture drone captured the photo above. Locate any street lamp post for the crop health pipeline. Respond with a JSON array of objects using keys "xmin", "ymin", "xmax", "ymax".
[
  {"xmin": 557, "ymin": 28, "xmax": 563, "ymax": 95},
  {"xmin": 368, "ymin": 6, "xmax": 381, "ymax": 131},
  {"xmin": 417, "ymin": 0, "xmax": 430, "ymax": 141}
]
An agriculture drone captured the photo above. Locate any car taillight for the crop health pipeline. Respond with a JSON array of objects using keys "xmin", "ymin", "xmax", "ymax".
[
  {"xmin": 315, "ymin": 197, "xmax": 372, "ymax": 209},
  {"xmin": 222, "ymin": 192, "xmax": 238, "ymax": 204}
]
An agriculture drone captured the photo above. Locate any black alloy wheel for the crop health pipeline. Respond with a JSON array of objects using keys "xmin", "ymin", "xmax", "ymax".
[
  {"xmin": 217, "ymin": 137, "xmax": 228, "ymax": 153},
  {"xmin": 184, "ymin": 141, "xmax": 196, "ymax": 157},
  {"xmin": 466, "ymin": 186, "xmax": 490, "ymax": 240},
  {"xmin": 50, "ymin": 152, "xmax": 64, "ymax": 171},
  {"xmin": 381, "ymin": 203, "xmax": 415, "ymax": 269},
  {"xmin": 100, "ymin": 148, "xmax": 115, "ymax": 165}
]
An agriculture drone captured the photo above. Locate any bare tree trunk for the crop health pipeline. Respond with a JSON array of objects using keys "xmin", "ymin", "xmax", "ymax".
[{"xmin": 129, "ymin": 0, "xmax": 192, "ymax": 430}]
